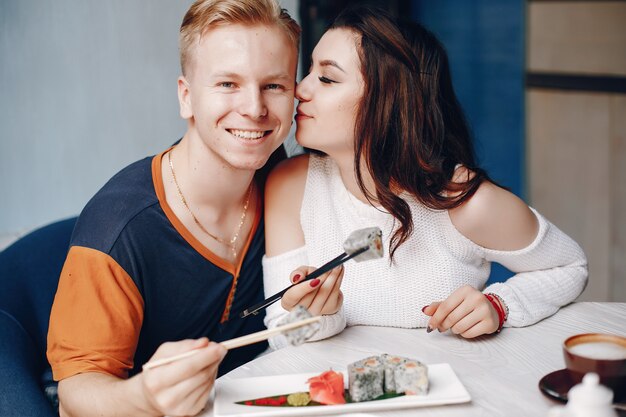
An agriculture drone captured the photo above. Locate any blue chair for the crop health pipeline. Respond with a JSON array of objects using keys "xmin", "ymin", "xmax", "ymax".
[{"xmin": 0, "ymin": 217, "xmax": 77, "ymax": 417}]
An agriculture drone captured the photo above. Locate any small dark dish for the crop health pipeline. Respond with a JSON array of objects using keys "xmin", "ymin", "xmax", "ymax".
[
  {"xmin": 539, "ymin": 368, "xmax": 626, "ymax": 416},
  {"xmin": 539, "ymin": 368, "xmax": 575, "ymax": 403}
]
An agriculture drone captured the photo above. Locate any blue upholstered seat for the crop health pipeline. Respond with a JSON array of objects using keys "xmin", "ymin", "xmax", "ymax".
[{"xmin": 0, "ymin": 217, "xmax": 76, "ymax": 417}]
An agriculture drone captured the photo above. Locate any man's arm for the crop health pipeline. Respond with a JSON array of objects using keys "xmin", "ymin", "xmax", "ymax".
[
  {"xmin": 58, "ymin": 338, "xmax": 226, "ymax": 417},
  {"xmin": 59, "ymin": 373, "xmax": 150, "ymax": 417},
  {"xmin": 49, "ymin": 247, "xmax": 226, "ymax": 416}
]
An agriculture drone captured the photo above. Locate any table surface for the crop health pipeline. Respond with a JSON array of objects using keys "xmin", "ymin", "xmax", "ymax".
[{"xmin": 200, "ymin": 302, "xmax": 626, "ymax": 417}]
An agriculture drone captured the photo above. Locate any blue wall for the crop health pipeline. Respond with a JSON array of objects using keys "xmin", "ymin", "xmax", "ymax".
[{"xmin": 412, "ymin": 1, "xmax": 525, "ymax": 282}]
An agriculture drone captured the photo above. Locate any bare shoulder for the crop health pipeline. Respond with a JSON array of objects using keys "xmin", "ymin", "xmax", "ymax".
[
  {"xmin": 448, "ymin": 179, "xmax": 539, "ymax": 251},
  {"xmin": 266, "ymin": 153, "xmax": 309, "ymax": 196},
  {"xmin": 264, "ymin": 153, "xmax": 310, "ymax": 256}
]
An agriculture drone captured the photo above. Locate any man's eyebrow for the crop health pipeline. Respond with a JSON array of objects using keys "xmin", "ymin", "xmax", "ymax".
[
  {"xmin": 211, "ymin": 72, "xmax": 243, "ymax": 79},
  {"xmin": 319, "ymin": 60, "xmax": 346, "ymax": 73},
  {"xmin": 264, "ymin": 73, "xmax": 293, "ymax": 81},
  {"xmin": 210, "ymin": 72, "xmax": 293, "ymax": 81}
]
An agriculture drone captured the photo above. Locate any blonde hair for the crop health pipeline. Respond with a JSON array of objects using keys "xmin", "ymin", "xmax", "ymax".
[{"xmin": 179, "ymin": 0, "xmax": 301, "ymax": 75}]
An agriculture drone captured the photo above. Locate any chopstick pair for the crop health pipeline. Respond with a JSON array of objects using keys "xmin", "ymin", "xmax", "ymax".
[
  {"xmin": 239, "ymin": 246, "xmax": 368, "ymax": 319},
  {"xmin": 142, "ymin": 316, "xmax": 321, "ymax": 371}
]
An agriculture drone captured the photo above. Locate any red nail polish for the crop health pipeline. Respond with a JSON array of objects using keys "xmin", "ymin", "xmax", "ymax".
[
  {"xmin": 421, "ymin": 305, "xmax": 428, "ymax": 313},
  {"xmin": 292, "ymin": 274, "xmax": 301, "ymax": 283},
  {"xmin": 310, "ymin": 278, "xmax": 320, "ymax": 288}
]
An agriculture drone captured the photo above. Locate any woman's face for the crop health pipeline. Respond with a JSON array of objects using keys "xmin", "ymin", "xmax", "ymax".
[{"xmin": 295, "ymin": 28, "xmax": 364, "ymax": 157}]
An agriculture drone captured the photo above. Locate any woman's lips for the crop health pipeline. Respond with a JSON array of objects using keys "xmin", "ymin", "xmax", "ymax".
[{"xmin": 295, "ymin": 110, "xmax": 312, "ymax": 121}]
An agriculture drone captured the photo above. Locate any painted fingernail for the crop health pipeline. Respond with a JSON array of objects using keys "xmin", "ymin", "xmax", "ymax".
[
  {"xmin": 292, "ymin": 274, "xmax": 301, "ymax": 283},
  {"xmin": 310, "ymin": 278, "xmax": 320, "ymax": 288},
  {"xmin": 421, "ymin": 305, "xmax": 428, "ymax": 313},
  {"xmin": 426, "ymin": 326, "xmax": 433, "ymax": 333}
]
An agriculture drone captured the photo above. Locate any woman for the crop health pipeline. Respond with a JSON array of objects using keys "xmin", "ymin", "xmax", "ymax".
[{"xmin": 263, "ymin": 6, "xmax": 587, "ymax": 347}]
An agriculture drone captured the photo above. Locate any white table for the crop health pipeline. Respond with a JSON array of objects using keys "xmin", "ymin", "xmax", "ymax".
[{"xmin": 202, "ymin": 302, "xmax": 626, "ymax": 417}]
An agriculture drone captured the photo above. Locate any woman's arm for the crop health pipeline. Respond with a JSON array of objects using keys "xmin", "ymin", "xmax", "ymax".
[
  {"xmin": 263, "ymin": 154, "xmax": 346, "ymax": 346},
  {"xmin": 264, "ymin": 154, "xmax": 309, "ymax": 257},
  {"xmin": 426, "ymin": 179, "xmax": 587, "ymax": 335}
]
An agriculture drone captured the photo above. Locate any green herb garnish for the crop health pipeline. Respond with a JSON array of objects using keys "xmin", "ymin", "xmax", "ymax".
[{"xmin": 237, "ymin": 390, "xmax": 405, "ymax": 407}]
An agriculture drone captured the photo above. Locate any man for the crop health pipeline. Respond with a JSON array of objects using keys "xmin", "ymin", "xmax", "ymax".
[{"xmin": 47, "ymin": 1, "xmax": 300, "ymax": 415}]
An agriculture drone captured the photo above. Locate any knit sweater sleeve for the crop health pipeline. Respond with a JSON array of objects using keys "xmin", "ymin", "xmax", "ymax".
[
  {"xmin": 480, "ymin": 208, "xmax": 588, "ymax": 327},
  {"xmin": 262, "ymin": 246, "xmax": 346, "ymax": 350}
]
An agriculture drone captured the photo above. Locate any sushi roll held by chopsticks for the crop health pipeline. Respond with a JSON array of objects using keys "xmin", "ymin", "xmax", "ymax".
[
  {"xmin": 272, "ymin": 305, "xmax": 321, "ymax": 347},
  {"xmin": 142, "ymin": 306, "xmax": 321, "ymax": 371}
]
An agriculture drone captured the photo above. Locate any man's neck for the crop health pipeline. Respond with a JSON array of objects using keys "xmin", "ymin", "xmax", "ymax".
[
  {"xmin": 160, "ymin": 133, "xmax": 258, "ymax": 262},
  {"xmin": 172, "ymin": 134, "xmax": 256, "ymax": 213}
]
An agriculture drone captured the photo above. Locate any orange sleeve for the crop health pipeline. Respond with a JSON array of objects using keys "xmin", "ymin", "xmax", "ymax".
[{"xmin": 47, "ymin": 246, "xmax": 144, "ymax": 381}]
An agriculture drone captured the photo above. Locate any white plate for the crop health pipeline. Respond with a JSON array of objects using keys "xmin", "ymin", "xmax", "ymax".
[{"xmin": 214, "ymin": 363, "xmax": 470, "ymax": 417}]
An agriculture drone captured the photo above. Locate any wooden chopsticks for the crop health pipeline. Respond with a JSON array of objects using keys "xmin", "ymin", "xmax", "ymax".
[{"xmin": 142, "ymin": 315, "xmax": 322, "ymax": 371}]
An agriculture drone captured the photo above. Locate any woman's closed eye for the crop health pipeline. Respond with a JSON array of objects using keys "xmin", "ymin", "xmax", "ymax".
[{"xmin": 318, "ymin": 76, "xmax": 337, "ymax": 84}]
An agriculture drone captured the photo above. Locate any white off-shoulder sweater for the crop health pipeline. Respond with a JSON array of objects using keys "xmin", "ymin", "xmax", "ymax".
[{"xmin": 263, "ymin": 154, "xmax": 588, "ymax": 349}]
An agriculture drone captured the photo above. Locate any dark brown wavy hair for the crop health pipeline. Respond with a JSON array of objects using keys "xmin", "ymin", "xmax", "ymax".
[{"xmin": 329, "ymin": 6, "xmax": 492, "ymax": 260}]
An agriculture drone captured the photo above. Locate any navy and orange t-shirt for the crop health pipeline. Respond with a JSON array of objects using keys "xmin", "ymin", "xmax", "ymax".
[{"xmin": 47, "ymin": 149, "xmax": 267, "ymax": 381}]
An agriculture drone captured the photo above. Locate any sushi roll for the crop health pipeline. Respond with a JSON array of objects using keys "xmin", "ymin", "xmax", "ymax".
[
  {"xmin": 393, "ymin": 359, "xmax": 429, "ymax": 395},
  {"xmin": 343, "ymin": 227, "xmax": 383, "ymax": 261},
  {"xmin": 380, "ymin": 354, "xmax": 408, "ymax": 393},
  {"xmin": 348, "ymin": 356, "xmax": 384, "ymax": 402},
  {"xmin": 276, "ymin": 305, "xmax": 321, "ymax": 346}
]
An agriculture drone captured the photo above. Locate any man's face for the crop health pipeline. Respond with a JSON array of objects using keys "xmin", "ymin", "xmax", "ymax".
[{"xmin": 179, "ymin": 24, "xmax": 297, "ymax": 171}]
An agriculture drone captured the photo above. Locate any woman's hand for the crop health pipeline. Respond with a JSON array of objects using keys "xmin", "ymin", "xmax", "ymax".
[
  {"xmin": 422, "ymin": 285, "xmax": 499, "ymax": 338},
  {"xmin": 281, "ymin": 265, "xmax": 344, "ymax": 316},
  {"xmin": 141, "ymin": 338, "xmax": 226, "ymax": 416}
]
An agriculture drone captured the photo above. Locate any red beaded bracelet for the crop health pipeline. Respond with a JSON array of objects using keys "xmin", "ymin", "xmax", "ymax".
[
  {"xmin": 490, "ymin": 293, "xmax": 509, "ymax": 321},
  {"xmin": 485, "ymin": 293, "xmax": 505, "ymax": 333}
]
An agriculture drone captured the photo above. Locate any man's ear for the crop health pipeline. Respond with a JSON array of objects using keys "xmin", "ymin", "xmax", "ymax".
[{"xmin": 177, "ymin": 76, "xmax": 193, "ymax": 120}]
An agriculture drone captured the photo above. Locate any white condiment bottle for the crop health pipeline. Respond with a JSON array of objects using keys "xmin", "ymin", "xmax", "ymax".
[{"xmin": 548, "ymin": 373, "xmax": 617, "ymax": 417}]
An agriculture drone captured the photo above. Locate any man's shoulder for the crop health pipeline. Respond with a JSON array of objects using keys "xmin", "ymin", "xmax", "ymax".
[{"xmin": 71, "ymin": 156, "xmax": 160, "ymax": 253}]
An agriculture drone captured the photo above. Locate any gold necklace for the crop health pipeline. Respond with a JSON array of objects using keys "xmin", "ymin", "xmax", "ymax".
[{"xmin": 168, "ymin": 150, "xmax": 252, "ymax": 261}]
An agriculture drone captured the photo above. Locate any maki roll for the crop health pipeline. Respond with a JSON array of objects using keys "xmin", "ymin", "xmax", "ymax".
[
  {"xmin": 276, "ymin": 305, "xmax": 321, "ymax": 346},
  {"xmin": 380, "ymin": 354, "xmax": 408, "ymax": 393},
  {"xmin": 394, "ymin": 360, "xmax": 429, "ymax": 395},
  {"xmin": 348, "ymin": 356, "xmax": 384, "ymax": 402},
  {"xmin": 342, "ymin": 227, "xmax": 383, "ymax": 261}
]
